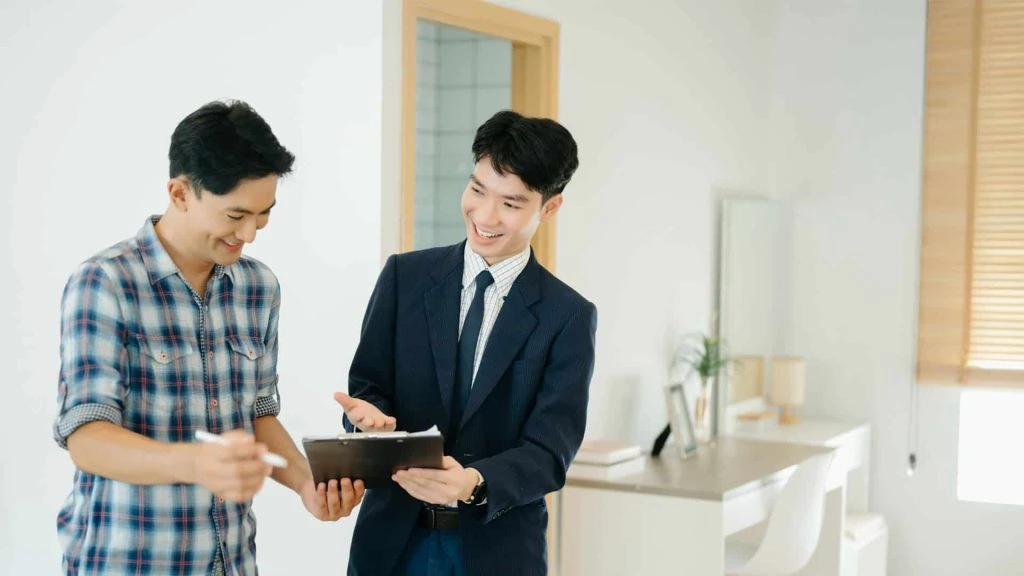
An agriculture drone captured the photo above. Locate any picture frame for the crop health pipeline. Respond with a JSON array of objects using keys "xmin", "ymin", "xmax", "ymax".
[{"xmin": 664, "ymin": 382, "xmax": 699, "ymax": 459}]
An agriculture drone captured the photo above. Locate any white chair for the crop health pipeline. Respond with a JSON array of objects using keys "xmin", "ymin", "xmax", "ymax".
[{"xmin": 725, "ymin": 451, "xmax": 836, "ymax": 576}]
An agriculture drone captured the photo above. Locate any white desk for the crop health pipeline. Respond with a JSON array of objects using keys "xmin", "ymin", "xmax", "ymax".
[
  {"xmin": 557, "ymin": 437, "xmax": 844, "ymax": 576},
  {"xmin": 728, "ymin": 418, "xmax": 871, "ymax": 513}
]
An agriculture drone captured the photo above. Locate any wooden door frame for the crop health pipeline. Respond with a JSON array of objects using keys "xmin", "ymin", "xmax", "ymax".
[{"xmin": 401, "ymin": 0, "xmax": 560, "ymax": 270}]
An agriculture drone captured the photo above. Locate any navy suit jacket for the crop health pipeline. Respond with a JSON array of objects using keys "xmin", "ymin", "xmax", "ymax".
[{"xmin": 344, "ymin": 242, "xmax": 597, "ymax": 576}]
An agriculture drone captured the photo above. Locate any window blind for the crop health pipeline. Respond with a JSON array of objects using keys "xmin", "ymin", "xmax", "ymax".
[{"xmin": 918, "ymin": 0, "xmax": 1024, "ymax": 385}]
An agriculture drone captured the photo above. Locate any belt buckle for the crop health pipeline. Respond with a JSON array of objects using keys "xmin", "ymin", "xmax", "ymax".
[{"xmin": 424, "ymin": 507, "xmax": 439, "ymax": 529}]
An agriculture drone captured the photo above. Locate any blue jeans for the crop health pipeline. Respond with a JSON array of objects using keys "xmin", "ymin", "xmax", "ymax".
[{"xmin": 393, "ymin": 526, "xmax": 466, "ymax": 576}]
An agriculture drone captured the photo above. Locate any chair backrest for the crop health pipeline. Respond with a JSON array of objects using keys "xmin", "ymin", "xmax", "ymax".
[{"xmin": 733, "ymin": 451, "xmax": 836, "ymax": 575}]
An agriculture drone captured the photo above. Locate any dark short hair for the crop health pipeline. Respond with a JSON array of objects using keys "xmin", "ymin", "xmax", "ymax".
[
  {"xmin": 168, "ymin": 100, "xmax": 295, "ymax": 196},
  {"xmin": 471, "ymin": 110, "xmax": 579, "ymax": 203}
]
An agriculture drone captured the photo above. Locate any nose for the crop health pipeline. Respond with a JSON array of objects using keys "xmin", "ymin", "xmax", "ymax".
[
  {"xmin": 237, "ymin": 219, "xmax": 258, "ymax": 243},
  {"xmin": 477, "ymin": 199, "xmax": 500, "ymax": 227}
]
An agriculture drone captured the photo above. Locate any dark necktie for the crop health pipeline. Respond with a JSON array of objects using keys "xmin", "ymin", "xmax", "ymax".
[{"xmin": 453, "ymin": 270, "xmax": 495, "ymax": 432}]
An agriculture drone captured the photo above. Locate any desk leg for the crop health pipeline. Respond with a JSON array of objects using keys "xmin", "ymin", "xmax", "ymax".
[
  {"xmin": 559, "ymin": 486, "xmax": 724, "ymax": 576},
  {"xmin": 796, "ymin": 483, "xmax": 845, "ymax": 576}
]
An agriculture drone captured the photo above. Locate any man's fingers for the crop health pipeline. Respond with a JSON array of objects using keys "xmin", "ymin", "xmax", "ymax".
[
  {"xmin": 325, "ymin": 480, "xmax": 342, "ymax": 518},
  {"xmin": 401, "ymin": 468, "xmax": 449, "ymax": 483},
  {"xmin": 309, "ymin": 482, "xmax": 328, "ymax": 518},
  {"xmin": 335, "ymin": 395, "xmax": 396, "ymax": 431},
  {"xmin": 353, "ymin": 479, "xmax": 366, "ymax": 504},
  {"xmin": 338, "ymin": 478, "xmax": 356, "ymax": 516},
  {"xmin": 334, "ymin": 392, "xmax": 357, "ymax": 411},
  {"xmin": 244, "ymin": 466, "xmax": 270, "ymax": 491},
  {"xmin": 225, "ymin": 440, "xmax": 265, "ymax": 460},
  {"xmin": 395, "ymin": 471, "xmax": 444, "ymax": 491},
  {"xmin": 232, "ymin": 458, "xmax": 272, "ymax": 479},
  {"xmin": 354, "ymin": 412, "xmax": 394, "ymax": 432},
  {"xmin": 334, "ymin": 395, "xmax": 398, "ymax": 433},
  {"xmin": 394, "ymin": 477, "xmax": 429, "ymax": 502}
]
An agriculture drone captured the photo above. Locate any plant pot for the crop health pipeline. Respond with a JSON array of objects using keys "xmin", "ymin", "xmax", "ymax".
[{"xmin": 693, "ymin": 383, "xmax": 712, "ymax": 444}]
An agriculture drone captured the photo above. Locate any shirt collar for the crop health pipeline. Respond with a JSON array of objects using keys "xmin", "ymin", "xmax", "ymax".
[
  {"xmin": 462, "ymin": 243, "xmax": 531, "ymax": 296},
  {"xmin": 137, "ymin": 216, "xmax": 231, "ymax": 285}
]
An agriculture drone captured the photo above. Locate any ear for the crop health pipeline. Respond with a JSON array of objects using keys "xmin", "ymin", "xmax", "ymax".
[
  {"xmin": 540, "ymin": 194, "xmax": 563, "ymax": 221},
  {"xmin": 167, "ymin": 177, "xmax": 192, "ymax": 211}
]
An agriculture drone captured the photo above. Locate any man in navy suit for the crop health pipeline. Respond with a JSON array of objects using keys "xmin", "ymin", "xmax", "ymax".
[{"xmin": 335, "ymin": 110, "xmax": 597, "ymax": 576}]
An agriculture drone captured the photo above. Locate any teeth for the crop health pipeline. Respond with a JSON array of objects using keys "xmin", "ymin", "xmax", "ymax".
[{"xmin": 476, "ymin": 225, "xmax": 500, "ymax": 239}]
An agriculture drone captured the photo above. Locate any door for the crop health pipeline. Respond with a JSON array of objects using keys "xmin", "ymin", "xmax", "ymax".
[{"xmin": 401, "ymin": 0, "xmax": 560, "ymax": 269}]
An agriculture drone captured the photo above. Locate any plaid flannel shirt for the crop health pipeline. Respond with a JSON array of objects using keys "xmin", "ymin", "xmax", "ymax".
[{"xmin": 54, "ymin": 217, "xmax": 281, "ymax": 576}]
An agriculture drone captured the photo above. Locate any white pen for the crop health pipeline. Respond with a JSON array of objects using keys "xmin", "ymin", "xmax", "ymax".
[{"xmin": 194, "ymin": 430, "xmax": 288, "ymax": 468}]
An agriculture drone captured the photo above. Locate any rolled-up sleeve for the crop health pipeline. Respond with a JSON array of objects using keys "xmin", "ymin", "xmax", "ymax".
[
  {"xmin": 53, "ymin": 262, "xmax": 127, "ymax": 449},
  {"xmin": 254, "ymin": 279, "xmax": 280, "ymax": 418}
]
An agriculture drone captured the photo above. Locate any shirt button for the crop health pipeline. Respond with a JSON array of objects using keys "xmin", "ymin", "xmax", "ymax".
[
  {"xmin": 218, "ymin": 497, "xmax": 224, "ymax": 504},
  {"xmin": 247, "ymin": 349, "xmax": 256, "ymax": 359},
  {"xmin": 208, "ymin": 351, "xmax": 214, "ymax": 357},
  {"xmin": 211, "ymin": 399, "xmax": 219, "ymax": 407}
]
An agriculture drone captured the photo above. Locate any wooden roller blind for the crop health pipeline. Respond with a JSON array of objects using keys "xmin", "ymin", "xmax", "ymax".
[{"xmin": 918, "ymin": 0, "xmax": 1024, "ymax": 386}]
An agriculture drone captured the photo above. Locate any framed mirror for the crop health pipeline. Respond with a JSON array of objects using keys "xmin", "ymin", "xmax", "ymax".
[{"xmin": 715, "ymin": 196, "xmax": 790, "ymax": 432}]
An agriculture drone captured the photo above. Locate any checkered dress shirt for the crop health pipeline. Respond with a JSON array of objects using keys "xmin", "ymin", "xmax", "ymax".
[{"xmin": 54, "ymin": 217, "xmax": 281, "ymax": 576}]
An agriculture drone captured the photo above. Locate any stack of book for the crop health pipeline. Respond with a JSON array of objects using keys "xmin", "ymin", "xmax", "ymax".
[{"xmin": 570, "ymin": 440, "xmax": 645, "ymax": 480}]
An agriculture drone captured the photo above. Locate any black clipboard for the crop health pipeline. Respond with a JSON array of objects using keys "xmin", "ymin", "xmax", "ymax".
[{"xmin": 302, "ymin": 431, "xmax": 445, "ymax": 489}]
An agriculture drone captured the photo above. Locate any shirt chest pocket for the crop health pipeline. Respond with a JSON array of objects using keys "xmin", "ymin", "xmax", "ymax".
[
  {"xmin": 132, "ymin": 334, "xmax": 198, "ymax": 415},
  {"xmin": 225, "ymin": 336, "xmax": 266, "ymax": 407}
]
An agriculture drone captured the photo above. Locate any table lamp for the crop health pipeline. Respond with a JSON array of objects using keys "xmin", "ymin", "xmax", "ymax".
[
  {"xmin": 770, "ymin": 356, "xmax": 805, "ymax": 425},
  {"xmin": 729, "ymin": 355, "xmax": 765, "ymax": 404}
]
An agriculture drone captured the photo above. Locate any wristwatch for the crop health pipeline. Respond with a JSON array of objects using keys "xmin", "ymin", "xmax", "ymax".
[{"xmin": 463, "ymin": 468, "xmax": 487, "ymax": 504}]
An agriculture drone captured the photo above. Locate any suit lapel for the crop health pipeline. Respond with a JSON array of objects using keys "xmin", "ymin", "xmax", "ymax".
[
  {"xmin": 460, "ymin": 256, "xmax": 541, "ymax": 429},
  {"xmin": 424, "ymin": 245, "xmax": 464, "ymax": 430}
]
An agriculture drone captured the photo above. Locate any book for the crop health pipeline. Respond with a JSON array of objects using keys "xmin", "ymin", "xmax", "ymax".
[
  {"xmin": 574, "ymin": 439, "xmax": 643, "ymax": 465},
  {"xmin": 569, "ymin": 456, "xmax": 646, "ymax": 481}
]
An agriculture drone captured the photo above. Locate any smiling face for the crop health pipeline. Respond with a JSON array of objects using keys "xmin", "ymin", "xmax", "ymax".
[
  {"xmin": 168, "ymin": 174, "xmax": 278, "ymax": 269},
  {"xmin": 460, "ymin": 157, "xmax": 562, "ymax": 265}
]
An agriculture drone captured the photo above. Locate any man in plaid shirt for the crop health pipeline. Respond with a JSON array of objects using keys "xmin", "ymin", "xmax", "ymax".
[{"xmin": 53, "ymin": 100, "xmax": 364, "ymax": 576}]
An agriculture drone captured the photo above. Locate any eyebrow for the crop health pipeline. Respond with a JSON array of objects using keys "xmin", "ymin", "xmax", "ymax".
[
  {"xmin": 226, "ymin": 199, "xmax": 277, "ymax": 215},
  {"xmin": 470, "ymin": 175, "xmax": 529, "ymax": 204}
]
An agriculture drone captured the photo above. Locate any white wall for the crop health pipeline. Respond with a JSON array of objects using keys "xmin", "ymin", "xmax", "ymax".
[
  {"xmin": 0, "ymin": 0, "xmax": 387, "ymax": 573},
  {"xmin": 772, "ymin": 0, "xmax": 1024, "ymax": 574},
  {"xmin": 489, "ymin": 0, "xmax": 778, "ymax": 445}
]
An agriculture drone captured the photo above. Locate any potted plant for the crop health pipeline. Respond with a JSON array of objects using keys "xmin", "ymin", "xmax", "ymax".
[{"xmin": 671, "ymin": 333, "xmax": 731, "ymax": 443}]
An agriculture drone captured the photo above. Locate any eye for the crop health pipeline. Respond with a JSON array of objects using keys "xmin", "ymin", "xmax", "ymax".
[
  {"xmin": 227, "ymin": 214, "xmax": 243, "ymax": 221},
  {"xmin": 472, "ymin": 187, "xmax": 484, "ymax": 195},
  {"xmin": 504, "ymin": 202, "xmax": 521, "ymax": 210}
]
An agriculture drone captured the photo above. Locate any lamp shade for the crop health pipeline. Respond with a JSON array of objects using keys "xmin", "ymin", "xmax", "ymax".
[
  {"xmin": 769, "ymin": 356, "xmax": 805, "ymax": 405},
  {"xmin": 729, "ymin": 355, "xmax": 765, "ymax": 404}
]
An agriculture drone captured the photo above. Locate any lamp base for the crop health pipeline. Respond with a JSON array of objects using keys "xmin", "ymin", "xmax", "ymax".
[{"xmin": 778, "ymin": 404, "xmax": 800, "ymax": 425}]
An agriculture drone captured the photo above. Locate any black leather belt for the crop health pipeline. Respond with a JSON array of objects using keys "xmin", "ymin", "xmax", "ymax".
[{"xmin": 418, "ymin": 506, "xmax": 460, "ymax": 530}]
